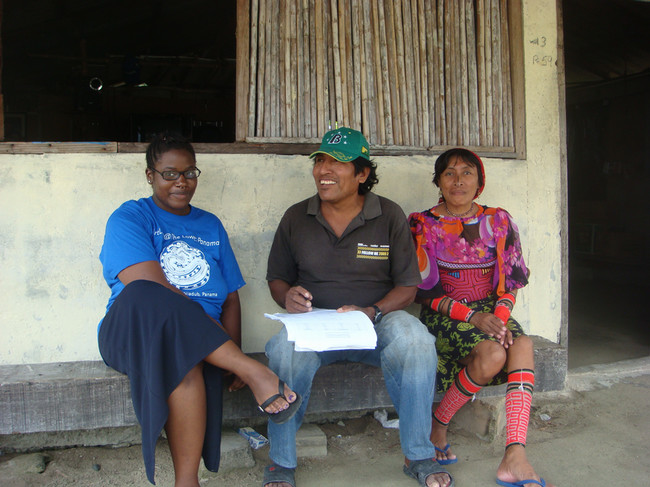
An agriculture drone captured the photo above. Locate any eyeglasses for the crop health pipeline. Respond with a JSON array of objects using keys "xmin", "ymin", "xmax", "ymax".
[{"xmin": 151, "ymin": 167, "xmax": 201, "ymax": 181}]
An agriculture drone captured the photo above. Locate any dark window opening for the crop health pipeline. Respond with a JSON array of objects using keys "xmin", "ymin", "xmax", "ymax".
[{"xmin": 2, "ymin": 0, "xmax": 236, "ymax": 142}]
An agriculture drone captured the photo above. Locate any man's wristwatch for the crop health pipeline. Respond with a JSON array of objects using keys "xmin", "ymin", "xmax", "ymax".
[{"xmin": 371, "ymin": 304, "xmax": 383, "ymax": 325}]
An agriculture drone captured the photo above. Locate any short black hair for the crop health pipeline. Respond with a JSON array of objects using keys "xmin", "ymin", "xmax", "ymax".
[
  {"xmin": 351, "ymin": 156, "xmax": 379, "ymax": 195},
  {"xmin": 145, "ymin": 132, "xmax": 196, "ymax": 169}
]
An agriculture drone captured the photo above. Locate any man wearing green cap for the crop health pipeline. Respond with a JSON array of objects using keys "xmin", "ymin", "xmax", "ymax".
[{"xmin": 262, "ymin": 127, "xmax": 453, "ymax": 487}]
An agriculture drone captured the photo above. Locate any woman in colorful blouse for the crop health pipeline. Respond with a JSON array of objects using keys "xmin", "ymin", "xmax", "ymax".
[{"xmin": 409, "ymin": 148, "xmax": 553, "ymax": 487}]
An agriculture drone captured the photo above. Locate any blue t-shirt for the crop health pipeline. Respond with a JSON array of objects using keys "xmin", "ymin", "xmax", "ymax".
[{"xmin": 99, "ymin": 197, "xmax": 245, "ymax": 327}]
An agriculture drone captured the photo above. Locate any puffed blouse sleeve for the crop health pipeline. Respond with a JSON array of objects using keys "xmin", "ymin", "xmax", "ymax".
[
  {"xmin": 492, "ymin": 208, "xmax": 530, "ymax": 296},
  {"xmin": 408, "ymin": 211, "xmax": 445, "ymax": 299}
]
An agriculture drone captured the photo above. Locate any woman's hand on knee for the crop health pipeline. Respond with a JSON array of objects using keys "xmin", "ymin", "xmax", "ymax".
[
  {"xmin": 501, "ymin": 329, "xmax": 514, "ymax": 348},
  {"xmin": 469, "ymin": 312, "xmax": 508, "ymax": 343}
]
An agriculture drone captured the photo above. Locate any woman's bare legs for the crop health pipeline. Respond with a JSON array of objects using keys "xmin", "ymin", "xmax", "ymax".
[
  {"xmin": 164, "ymin": 341, "xmax": 298, "ymax": 487},
  {"xmin": 204, "ymin": 340, "xmax": 297, "ymax": 413},
  {"xmin": 430, "ymin": 339, "xmax": 506, "ymax": 463},
  {"xmin": 166, "ymin": 362, "xmax": 206, "ymax": 487},
  {"xmin": 497, "ymin": 335, "xmax": 555, "ymax": 487}
]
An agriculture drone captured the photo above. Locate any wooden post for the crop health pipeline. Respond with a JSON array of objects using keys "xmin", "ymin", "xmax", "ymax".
[
  {"xmin": 509, "ymin": 0, "xmax": 525, "ymax": 156},
  {"xmin": 262, "ymin": 2, "xmax": 272, "ymax": 136},
  {"xmin": 477, "ymin": 0, "xmax": 486, "ymax": 145},
  {"xmin": 457, "ymin": 1, "xmax": 466, "ymax": 143},
  {"xmin": 361, "ymin": 0, "xmax": 377, "ymax": 139},
  {"xmin": 309, "ymin": 0, "xmax": 318, "ymax": 137},
  {"xmin": 376, "ymin": 0, "xmax": 393, "ymax": 144},
  {"xmin": 437, "ymin": 0, "xmax": 446, "ymax": 144},
  {"xmin": 278, "ymin": 0, "xmax": 286, "ymax": 137},
  {"xmin": 371, "ymin": 0, "xmax": 386, "ymax": 144},
  {"xmin": 343, "ymin": 0, "xmax": 356, "ymax": 128},
  {"xmin": 384, "ymin": 1, "xmax": 402, "ymax": 144},
  {"xmin": 257, "ymin": 0, "xmax": 268, "ymax": 136},
  {"xmin": 401, "ymin": 0, "xmax": 418, "ymax": 146},
  {"xmin": 350, "ymin": 2, "xmax": 363, "ymax": 129},
  {"xmin": 500, "ymin": 0, "xmax": 513, "ymax": 147},
  {"xmin": 330, "ymin": 0, "xmax": 344, "ymax": 125},
  {"xmin": 324, "ymin": 4, "xmax": 335, "ymax": 128},
  {"xmin": 484, "ymin": 0, "xmax": 493, "ymax": 145},
  {"xmin": 393, "ymin": 0, "xmax": 410, "ymax": 145},
  {"xmin": 315, "ymin": 1, "xmax": 326, "ymax": 135},
  {"xmin": 417, "ymin": 0, "xmax": 429, "ymax": 147},
  {"xmin": 443, "ymin": 2, "xmax": 452, "ymax": 143},
  {"xmin": 338, "ymin": 0, "xmax": 350, "ymax": 127},
  {"xmin": 241, "ymin": 0, "xmax": 256, "ymax": 139},
  {"xmin": 296, "ymin": 0, "xmax": 305, "ymax": 137},
  {"xmin": 466, "ymin": 0, "xmax": 479, "ymax": 146},
  {"xmin": 491, "ymin": 0, "xmax": 503, "ymax": 147},
  {"xmin": 300, "ymin": 0, "xmax": 311, "ymax": 137},
  {"xmin": 426, "ymin": 0, "xmax": 439, "ymax": 144},
  {"xmin": 287, "ymin": 0, "xmax": 298, "ymax": 138}
]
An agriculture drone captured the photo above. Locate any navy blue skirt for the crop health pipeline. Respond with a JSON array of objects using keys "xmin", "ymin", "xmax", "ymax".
[{"xmin": 98, "ymin": 280, "xmax": 230, "ymax": 484}]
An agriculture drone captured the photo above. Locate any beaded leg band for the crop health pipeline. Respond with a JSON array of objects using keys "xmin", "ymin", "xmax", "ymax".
[
  {"xmin": 434, "ymin": 367, "xmax": 483, "ymax": 426},
  {"xmin": 505, "ymin": 368, "xmax": 535, "ymax": 448}
]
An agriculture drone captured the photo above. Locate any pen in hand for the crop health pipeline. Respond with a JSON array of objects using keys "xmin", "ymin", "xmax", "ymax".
[{"xmin": 286, "ymin": 286, "xmax": 313, "ymax": 313}]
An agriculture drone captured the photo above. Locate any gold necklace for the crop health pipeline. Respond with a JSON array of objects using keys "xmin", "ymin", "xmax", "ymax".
[{"xmin": 443, "ymin": 201, "xmax": 475, "ymax": 217}]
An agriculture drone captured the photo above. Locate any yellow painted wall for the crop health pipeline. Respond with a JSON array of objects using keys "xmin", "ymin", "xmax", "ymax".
[{"xmin": 0, "ymin": 1, "xmax": 564, "ymax": 365}]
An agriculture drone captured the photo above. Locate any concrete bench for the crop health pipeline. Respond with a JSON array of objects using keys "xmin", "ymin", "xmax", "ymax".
[{"xmin": 0, "ymin": 336, "xmax": 565, "ymax": 437}]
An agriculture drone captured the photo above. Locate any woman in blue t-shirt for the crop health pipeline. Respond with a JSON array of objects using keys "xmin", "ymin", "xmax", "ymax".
[{"xmin": 98, "ymin": 132, "xmax": 301, "ymax": 486}]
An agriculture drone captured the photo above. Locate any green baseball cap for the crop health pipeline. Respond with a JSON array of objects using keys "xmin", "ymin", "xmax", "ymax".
[{"xmin": 309, "ymin": 127, "xmax": 370, "ymax": 162}]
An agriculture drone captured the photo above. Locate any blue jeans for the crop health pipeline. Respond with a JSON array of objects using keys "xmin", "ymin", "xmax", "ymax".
[{"xmin": 265, "ymin": 310, "xmax": 438, "ymax": 468}]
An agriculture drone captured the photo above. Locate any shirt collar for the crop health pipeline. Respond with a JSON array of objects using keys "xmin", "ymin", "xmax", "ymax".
[{"xmin": 307, "ymin": 192, "xmax": 382, "ymax": 220}]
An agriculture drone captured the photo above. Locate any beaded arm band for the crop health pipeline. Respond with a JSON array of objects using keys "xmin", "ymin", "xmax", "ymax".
[
  {"xmin": 430, "ymin": 296, "xmax": 475, "ymax": 323},
  {"xmin": 493, "ymin": 292, "xmax": 516, "ymax": 325}
]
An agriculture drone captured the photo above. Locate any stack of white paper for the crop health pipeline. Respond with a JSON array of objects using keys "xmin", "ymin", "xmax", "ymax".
[{"xmin": 264, "ymin": 308, "xmax": 377, "ymax": 352}]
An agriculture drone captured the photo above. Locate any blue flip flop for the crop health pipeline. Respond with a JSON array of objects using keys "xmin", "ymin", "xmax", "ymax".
[
  {"xmin": 496, "ymin": 478, "xmax": 546, "ymax": 487},
  {"xmin": 434, "ymin": 443, "xmax": 458, "ymax": 465}
]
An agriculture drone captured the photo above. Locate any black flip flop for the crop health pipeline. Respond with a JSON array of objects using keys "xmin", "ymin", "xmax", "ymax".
[
  {"xmin": 257, "ymin": 379, "xmax": 302, "ymax": 424},
  {"xmin": 262, "ymin": 464, "xmax": 296, "ymax": 487},
  {"xmin": 403, "ymin": 458, "xmax": 454, "ymax": 487}
]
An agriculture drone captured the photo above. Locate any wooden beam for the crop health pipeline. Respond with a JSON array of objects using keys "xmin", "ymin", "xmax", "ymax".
[
  {"xmin": 0, "ymin": 142, "xmax": 118, "ymax": 154},
  {"xmin": 236, "ymin": 0, "xmax": 251, "ymax": 142}
]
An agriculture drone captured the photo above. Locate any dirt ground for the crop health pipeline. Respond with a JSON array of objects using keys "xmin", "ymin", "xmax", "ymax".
[{"xmin": 1, "ymin": 371, "xmax": 649, "ymax": 487}]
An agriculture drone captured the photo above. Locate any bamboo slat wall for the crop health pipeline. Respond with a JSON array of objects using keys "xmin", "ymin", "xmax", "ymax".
[{"xmin": 245, "ymin": 0, "xmax": 515, "ymax": 150}]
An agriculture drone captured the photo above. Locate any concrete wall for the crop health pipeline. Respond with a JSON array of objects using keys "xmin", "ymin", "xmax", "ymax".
[{"xmin": 0, "ymin": 1, "xmax": 564, "ymax": 365}]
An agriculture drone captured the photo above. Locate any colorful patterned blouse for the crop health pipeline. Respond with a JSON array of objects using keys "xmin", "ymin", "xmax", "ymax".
[{"xmin": 408, "ymin": 205, "xmax": 529, "ymax": 302}]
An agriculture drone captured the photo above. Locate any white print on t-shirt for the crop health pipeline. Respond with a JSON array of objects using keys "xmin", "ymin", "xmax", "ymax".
[
  {"xmin": 162, "ymin": 230, "xmax": 220, "ymax": 247},
  {"xmin": 160, "ymin": 241, "xmax": 211, "ymax": 290},
  {"xmin": 162, "ymin": 231, "xmax": 220, "ymax": 247}
]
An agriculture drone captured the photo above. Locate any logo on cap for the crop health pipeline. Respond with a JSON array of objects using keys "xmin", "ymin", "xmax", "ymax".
[{"xmin": 309, "ymin": 127, "xmax": 370, "ymax": 162}]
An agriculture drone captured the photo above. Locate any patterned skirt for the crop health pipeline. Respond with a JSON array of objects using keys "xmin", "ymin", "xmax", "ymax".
[{"xmin": 419, "ymin": 296, "xmax": 525, "ymax": 395}]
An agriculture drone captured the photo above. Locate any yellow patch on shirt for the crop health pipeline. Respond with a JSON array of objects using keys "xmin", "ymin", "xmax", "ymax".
[{"xmin": 356, "ymin": 243, "xmax": 390, "ymax": 260}]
